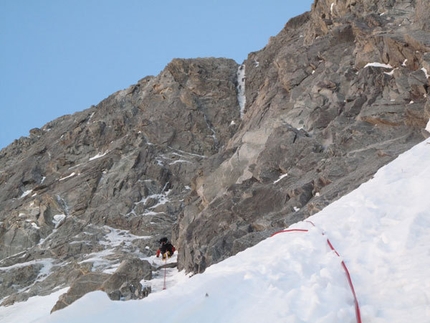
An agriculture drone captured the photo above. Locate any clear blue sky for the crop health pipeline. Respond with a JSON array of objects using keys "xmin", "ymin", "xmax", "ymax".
[{"xmin": 0, "ymin": 0, "xmax": 313, "ymax": 149}]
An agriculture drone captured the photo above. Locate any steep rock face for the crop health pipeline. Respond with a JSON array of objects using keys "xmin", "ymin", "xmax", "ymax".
[
  {"xmin": 174, "ymin": 0, "xmax": 430, "ymax": 273},
  {"xmin": 0, "ymin": 58, "xmax": 239, "ymax": 306},
  {"xmin": 0, "ymin": 0, "xmax": 430, "ymax": 309}
]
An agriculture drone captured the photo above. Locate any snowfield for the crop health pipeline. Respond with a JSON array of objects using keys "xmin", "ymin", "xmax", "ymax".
[{"xmin": 1, "ymin": 138, "xmax": 430, "ymax": 323}]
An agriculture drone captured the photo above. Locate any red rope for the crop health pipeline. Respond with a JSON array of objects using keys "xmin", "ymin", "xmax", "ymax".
[
  {"xmin": 326, "ymin": 238, "xmax": 362, "ymax": 323},
  {"xmin": 271, "ymin": 222, "xmax": 362, "ymax": 323}
]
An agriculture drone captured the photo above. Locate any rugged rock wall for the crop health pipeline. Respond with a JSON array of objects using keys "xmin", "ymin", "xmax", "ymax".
[
  {"xmin": 0, "ymin": 0, "xmax": 429, "ymax": 309},
  {"xmin": 174, "ymin": 0, "xmax": 430, "ymax": 273},
  {"xmin": 0, "ymin": 58, "xmax": 240, "ymax": 306}
]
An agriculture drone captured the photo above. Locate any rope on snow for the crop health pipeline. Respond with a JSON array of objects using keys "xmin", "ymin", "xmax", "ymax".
[{"xmin": 271, "ymin": 221, "xmax": 362, "ymax": 323}]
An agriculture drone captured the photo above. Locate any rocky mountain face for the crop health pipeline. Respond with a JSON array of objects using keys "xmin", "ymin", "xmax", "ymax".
[
  {"xmin": 0, "ymin": 57, "xmax": 239, "ymax": 308},
  {"xmin": 1, "ymin": 0, "xmax": 429, "ymax": 311}
]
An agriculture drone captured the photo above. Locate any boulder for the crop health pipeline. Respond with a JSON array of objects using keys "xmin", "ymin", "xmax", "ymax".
[
  {"xmin": 101, "ymin": 258, "xmax": 152, "ymax": 301},
  {"xmin": 50, "ymin": 272, "xmax": 110, "ymax": 313},
  {"xmin": 50, "ymin": 257, "xmax": 153, "ymax": 312}
]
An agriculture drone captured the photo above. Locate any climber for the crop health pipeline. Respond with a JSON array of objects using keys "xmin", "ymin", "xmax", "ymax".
[{"xmin": 156, "ymin": 237, "xmax": 175, "ymax": 260}]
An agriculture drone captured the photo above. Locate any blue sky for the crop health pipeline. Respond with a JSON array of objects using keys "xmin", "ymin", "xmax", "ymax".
[{"xmin": 0, "ymin": 1, "xmax": 313, "ymax": 149}]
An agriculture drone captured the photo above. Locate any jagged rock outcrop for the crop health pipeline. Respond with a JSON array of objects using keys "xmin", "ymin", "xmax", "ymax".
[
  {"xmin": 50, "ymin": 257, "xmax": 152, "ymax": 313},
  {"xmin": 50, "ymin": 272, "xmax": 111, "ymax": 313},
  {"xmin": 0, "ymin": 57, "xmax": 240, "ymax": 307},
  {"xmin": 100, "ymin": 257, "xmax": 152, "ymax": 301},
  {"xmin": 173, "ymin": 0, "xmax": 430, "ymax": 273},
  {"xmin": 1, "ymin": 0, "xmax": 430, "ymax": 310}
]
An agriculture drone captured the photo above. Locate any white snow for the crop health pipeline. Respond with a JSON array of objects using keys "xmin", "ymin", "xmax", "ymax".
[
  {"xmin": 128, "ymin": 188, "xmax": 172, "ymax": 217},
  {"xmin": 237, "ymin": 64, "xmax": 246, "ymax": 118},
  {"xmin": 52, "ymin": 214, "xmax": 66, "ymax": 228},
  {"xmin": 156, "ymin": 149, "xmax": 206, "ymax": 168},
  {"xmin": 364, "ymin": 62, "xmax": 393, "ymax": 69},
  {"xmin": 421, "ymin": 67, "xmax": 429, "ymax": 79},
  {"xmin": 364, "ymin": 62, "xmax": 396, "ymax": 76},
  {"xmin": 169, "ymin": 159, "xmax": 192, "ymax": 165},
  {"xmin": 0, "ymin": 259, "xmax": 55, "ymax": 286},
  {"xmin": 273, "ymin": 173, "xmax": 288, "ymax": 184},
  {"xmin": 99, "ymin": 226, "xmax": 151, "ymax": 248},
  {"xmin": 384, "ymin": 69, "xmax": 395, "ymax": 76},
  {"xmin": 19, "ymin": 190, "xmax": 33, "ymax": 198},
  {"xmin": 89, "ymin": 151, "xmax": 108, "ymax": 161},
  {"xmin": 87, "ymin": 112, "xmax": 95, "ymax": 124},
  {"xmin": 59, "ymin": 172, "xmax": 76, "ymax": 181},
  {"xmin": 1, "ymin": 138, "xmax": 430, "ymax": 323},
  {"xmin": 426, "ymin": 119, "xmax": 430, "ymax": 133}
]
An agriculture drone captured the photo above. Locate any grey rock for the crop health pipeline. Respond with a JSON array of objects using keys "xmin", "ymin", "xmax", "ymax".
[
  {"xmin": 0, "ymin": 57, "xmax": 239, "ymax": 308},
  {"xmin": 50, "ymin": 257, "xmax": 152, "ymax": 312},
  {"xmin": 101, "ymin": 257, "xmax": 152, "ymax": 301},
  {"xmin": 50, "ymin": 272, "xmax": 110, "ymax": 313},
  {"xmin": 174, "ymin": 0, "xmax": 430, "ymax": 273},
  {"xmin": 0, "ymin": 263, "xmax": 42, "ymax": 306},
  {"xmin": 0, "ymin": 0, "xmax": 430, "ymax": 311}
]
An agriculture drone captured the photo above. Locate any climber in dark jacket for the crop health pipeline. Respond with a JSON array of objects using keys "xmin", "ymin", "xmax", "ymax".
[{"xmin": 156, "ymin": 237, "xmax": 175, "ymax": 260}]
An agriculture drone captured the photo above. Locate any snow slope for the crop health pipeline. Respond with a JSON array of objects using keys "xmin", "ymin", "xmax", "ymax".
[{"xmin": 1, "ymin": 138, "xmax": 430, "ymax": 323}]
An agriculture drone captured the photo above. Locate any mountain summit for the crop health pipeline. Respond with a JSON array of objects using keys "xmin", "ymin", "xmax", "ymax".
[{"xmin": 1, "ymin": 0, "xmax": 429, "ymax": 311}]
